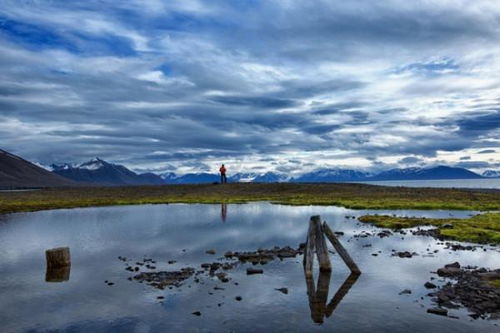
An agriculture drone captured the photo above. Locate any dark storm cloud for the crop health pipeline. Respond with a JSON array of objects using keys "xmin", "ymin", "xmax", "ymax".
[
  {"xmin": 0, "ymin": 0, "xmax": 499, "ymax": 172},
  {"xmin": 478, "ymin": 149, "xmax": 496, "ymax": 154},
  {"xmin": 209, "ymin": 95, "xmax": 299, "ymax": 109}
]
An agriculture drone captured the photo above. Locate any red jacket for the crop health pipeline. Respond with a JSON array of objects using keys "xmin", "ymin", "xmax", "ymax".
[{"xmin": 219, "ymin": 166, "xmax": 226, "ymax": 174}]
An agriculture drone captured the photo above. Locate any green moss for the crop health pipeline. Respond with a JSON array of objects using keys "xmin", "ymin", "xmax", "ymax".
[
  {"xmin": 0, "ymin": 183, "xmax": 499, "ymax": 215},
  {"xmin": 358, "ymin": 212, "xmax": 500, "ymax": 244},
  {"xmin": 489, "ymin": 279, "xmax": 500, "ymax": 288}
]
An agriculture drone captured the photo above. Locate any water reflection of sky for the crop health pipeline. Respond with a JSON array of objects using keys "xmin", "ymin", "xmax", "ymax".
[{"xmin": 0, "ymin": 203, "xmax": 497, "ymax": 332}]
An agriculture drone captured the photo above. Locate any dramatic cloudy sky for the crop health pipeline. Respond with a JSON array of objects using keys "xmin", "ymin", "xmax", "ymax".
[{"xmin": 0, "ymin": 0, "xmax": 499, "ymax": 175}]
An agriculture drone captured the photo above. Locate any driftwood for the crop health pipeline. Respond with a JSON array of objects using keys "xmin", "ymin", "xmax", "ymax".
[
  {"xmin": 45, "ymin": 247, "xmax": 71, "ymax": 282},
  {"xmin": 322, "ymin": 222, "xmax": 361, "ymax": 275}
]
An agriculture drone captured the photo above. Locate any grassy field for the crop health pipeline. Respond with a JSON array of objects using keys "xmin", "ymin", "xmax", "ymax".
[
  {"xmin": 359, "ymin": 212, "xmax": 500, "ymax": 244},
  {"xmin": 0, "ymin": 183, "xmax": 499, "ymax": 215}
]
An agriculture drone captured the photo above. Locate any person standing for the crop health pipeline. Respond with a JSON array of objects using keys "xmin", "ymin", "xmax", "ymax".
[{"xmin": 219, "ymin": 164, "xmax": 227, "ymax": 184}]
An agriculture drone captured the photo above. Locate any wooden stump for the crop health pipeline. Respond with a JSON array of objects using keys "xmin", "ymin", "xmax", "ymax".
[{"xmin": 45, "ymin": 247, "xmax": 71, "ymax": 282}]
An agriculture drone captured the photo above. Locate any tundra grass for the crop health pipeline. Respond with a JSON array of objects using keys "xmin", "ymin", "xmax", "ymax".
[
  {"xmin": 358, "ymin": 212, "xmax": 500, "ymax": 244},
  {"xmin": 0, "ymin": 183, "xmax": 499, "ymax": 216}
]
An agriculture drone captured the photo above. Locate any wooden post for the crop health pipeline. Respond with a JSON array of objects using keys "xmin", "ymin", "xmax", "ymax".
[
  {"xmin": 312, "ymin": 216, "xmax": 331, "ymax": 272},
  {"xmin": 303, "ymin": 218, "xmax": 317, "ymax": 277},
  {"xmin": 45, "ymin": 247, "xmax": 71, "ymax": 282},
  {"xmin": 322, "ymin": 222, "xmax": 361, "ymax": 275}
]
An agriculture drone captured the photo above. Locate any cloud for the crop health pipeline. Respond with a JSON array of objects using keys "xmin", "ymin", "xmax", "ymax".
[{"xmin": 0, "ymin": 0, "xmax": 499, "ymax": 173}]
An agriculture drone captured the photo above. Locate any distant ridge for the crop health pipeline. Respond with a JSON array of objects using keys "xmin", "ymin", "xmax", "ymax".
[
  {"xmin": 365, "ymin": 166, "xmax": 483, "ymax": 181},
  {"xmin": 0, "ymin": 149, "xmax": 76, "ymax": 188},
  {"xmin": 51, "ymin": 158, "xmax": 164, "ymax": 186}
]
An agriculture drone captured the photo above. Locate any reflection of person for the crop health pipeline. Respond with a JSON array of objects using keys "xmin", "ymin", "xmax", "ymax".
[
  {"xmin": 221, "ymin": 203, "xmax": 227, "ymax": 223},
  {"xmin": 219, "ymin": 164, "xmax": 227, "ymax": 184}
]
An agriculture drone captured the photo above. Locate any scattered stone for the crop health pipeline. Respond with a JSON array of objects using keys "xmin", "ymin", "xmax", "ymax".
[
  {"xmin": 377, "ymin": 230, "xmax": 392, "ymax": 238},
  {"xmin": 424, "ymin": 282, "xmax": 437, "ymax": 289},
  {"xmin": 133, "ymin": 268, "xmax": 195, "ymax": 289},
  {"xmin": 247, "ymin": 268, "xmax": 263, "ymax": 275},
  {"xmin": 107, "ymin": 282, "xmax": 114, "ymax": 286},
  {"xmin": 192, "ymin": 311, "xmax": 201, "ymax": 316},
  {"xmin": 275, "ymin": 288, "xmax": 288, "ymax": 294},
  {"xmin": 393, "ymin": 251, "xmax": 417, "ymax": 258},
  {"xmin": 427, "ymin": 307, "xmax": 448, "ymax": 316},
  {"xmin": 206, "ymin": 249, "xmax": 216, "ymax": 255},
  {"xmin": 399, "ymin": 289, "xmax": 412, "ymax": 295},
  {"xmin": 168, "ymin": 260, "xmax": 176, "ymax": 264}
]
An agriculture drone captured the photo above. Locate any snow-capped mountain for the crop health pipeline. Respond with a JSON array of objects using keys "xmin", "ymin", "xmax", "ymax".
[
  {"xmin": 292, "ymin": 169, "xmax": 372, "ymax": 182},
  {"xmin": 368, "ymin": 166, "xmax": 483, "ymax": 181},
  {"xmin": 51, "ymin": 158, "xmax": 164, "ymax": 185},
  {"xmin": 482, "ymin": 170, "xmax": 500, "ymax": 178}
]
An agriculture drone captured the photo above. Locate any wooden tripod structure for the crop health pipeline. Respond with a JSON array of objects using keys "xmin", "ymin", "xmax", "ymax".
[
  {"xmin": 303, "ymin": 215, "xmax": 361, "ymax": 276},
  {"xmin": 303, "ymin": 215, "xmax": 361, "ymax": 323}
]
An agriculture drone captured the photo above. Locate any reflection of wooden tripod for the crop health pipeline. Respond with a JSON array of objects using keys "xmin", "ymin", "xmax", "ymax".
[
  {"xmin": 305, "ymin": 270, "xmax": 360, "ymax": 323},
  {"xmin": 303, "ymin": 215, "xmax": 361, "ymax": 323}
]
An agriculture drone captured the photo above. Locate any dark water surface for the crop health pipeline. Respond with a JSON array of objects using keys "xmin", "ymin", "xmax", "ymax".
[{"xmin": 0, "ymin": 203, "xmax": 498, "ymax": 332}]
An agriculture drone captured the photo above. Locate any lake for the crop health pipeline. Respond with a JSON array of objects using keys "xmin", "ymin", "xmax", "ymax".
[
  {"xmin": 0, "ymin": 203, "xmax": 498, "ymax": 332},
  {"xmin": 355, "ymin": 178, "xmax": 500, "ymax": 189}
]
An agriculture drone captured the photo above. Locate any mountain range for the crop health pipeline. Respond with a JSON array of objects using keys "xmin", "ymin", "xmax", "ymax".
[
  {"xmin": 49, "ymin": 157, "xmax": 498, "ymax": 185},
  {"xmin": 1, "ymin": 149, "xmax": 498, "ymax": 188}
]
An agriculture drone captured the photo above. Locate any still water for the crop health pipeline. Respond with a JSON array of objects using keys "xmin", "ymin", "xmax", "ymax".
[
  {"xmin": 0, "ymin": 203, "xmax": 498, "ymax": 332},
  {"xmin": 355, "ymin": 178, "xmax": 500, "ymax": 189}
]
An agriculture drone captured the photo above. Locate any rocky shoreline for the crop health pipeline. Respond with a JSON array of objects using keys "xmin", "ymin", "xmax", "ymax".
[{"xmin": 426, "ymin": 262, "xmax": 500, "ymax": 319}]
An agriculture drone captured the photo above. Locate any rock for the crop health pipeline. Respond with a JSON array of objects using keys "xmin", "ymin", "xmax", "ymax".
[
  {"xmin": 427, "ymin": 307, "xmax": 448, "ymax": 316},
  {"xmin": 157, "ymin": 296, "xmax": 165, "ymax": 299},
  {"xmin": 275, "ymin": 288, "xmax": 288, "ymax": 294},
  {"xmin": 334, "ymin": 232, "xmax": 344, "ymax": 236},
  {"xmin": 441, "ymin": 224, "xmax": 453, "ymax": 229},
  {"xmin": 235, "ymin": 296, "xmax": 242, "ymax": 301},
  {"xmin": 192, "ymin": 311, "xmax": 201, "ymax": 316},
  {"xmin": 371, "ymin": 253, "xmax": 378, "ymax": 256},
  {"xmin": 168, "ymin": 260, "xmax": 176, "ymax": 264},
  {"xmin": 399, "ymin": 289, "xmax": 412, "ymax": 295},
  {"xmin": 395, "ymin": 251, "xmax": 413, "ymax": 258},
  {"xmin": 247, "ymin": 268, "xmax": 263, "ymax": 275},
  {"xmin": 437, "ymin": 267, "xmax": 461, "ymax": 277},
  {"xmin": 445, "ymin": 262, "xmax": 460, "ymax": 269},
  {"xmin": 206, "ymin": 249, "xmax": 216, "ymax": 255},
  {"xmin": 425, "ymin": 282, "xmax": 437, "ymax": 289}
]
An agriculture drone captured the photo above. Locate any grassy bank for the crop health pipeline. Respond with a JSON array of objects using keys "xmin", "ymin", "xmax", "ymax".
[
  {"xmin": 358, "ymin": 212, "xmax": 500, "ymax": 244},
  {"xmin": 0, "ymin": 183, "xmax": 499, "ymax": 215}
]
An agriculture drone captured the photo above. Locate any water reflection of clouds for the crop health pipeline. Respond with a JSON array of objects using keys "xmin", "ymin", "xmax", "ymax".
[{"xmin": 0, "ymin": 203, "xmax": 497, "ymax": 332}]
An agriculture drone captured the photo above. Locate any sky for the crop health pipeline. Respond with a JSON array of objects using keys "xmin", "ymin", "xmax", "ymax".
[{"xmin": 0, "ymin": 0, "xmax": 499, "ymax": 175}]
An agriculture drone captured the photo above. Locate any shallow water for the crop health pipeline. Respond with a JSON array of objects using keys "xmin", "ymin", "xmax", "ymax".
[{"xmin": 0, "ymin": 203, "xmax": 498, "ymax": 333}]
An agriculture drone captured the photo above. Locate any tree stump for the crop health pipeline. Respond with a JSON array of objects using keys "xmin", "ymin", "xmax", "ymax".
[{"xmin": 45, "ymin": 247, "xmax": 71, "ymax": 282}]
